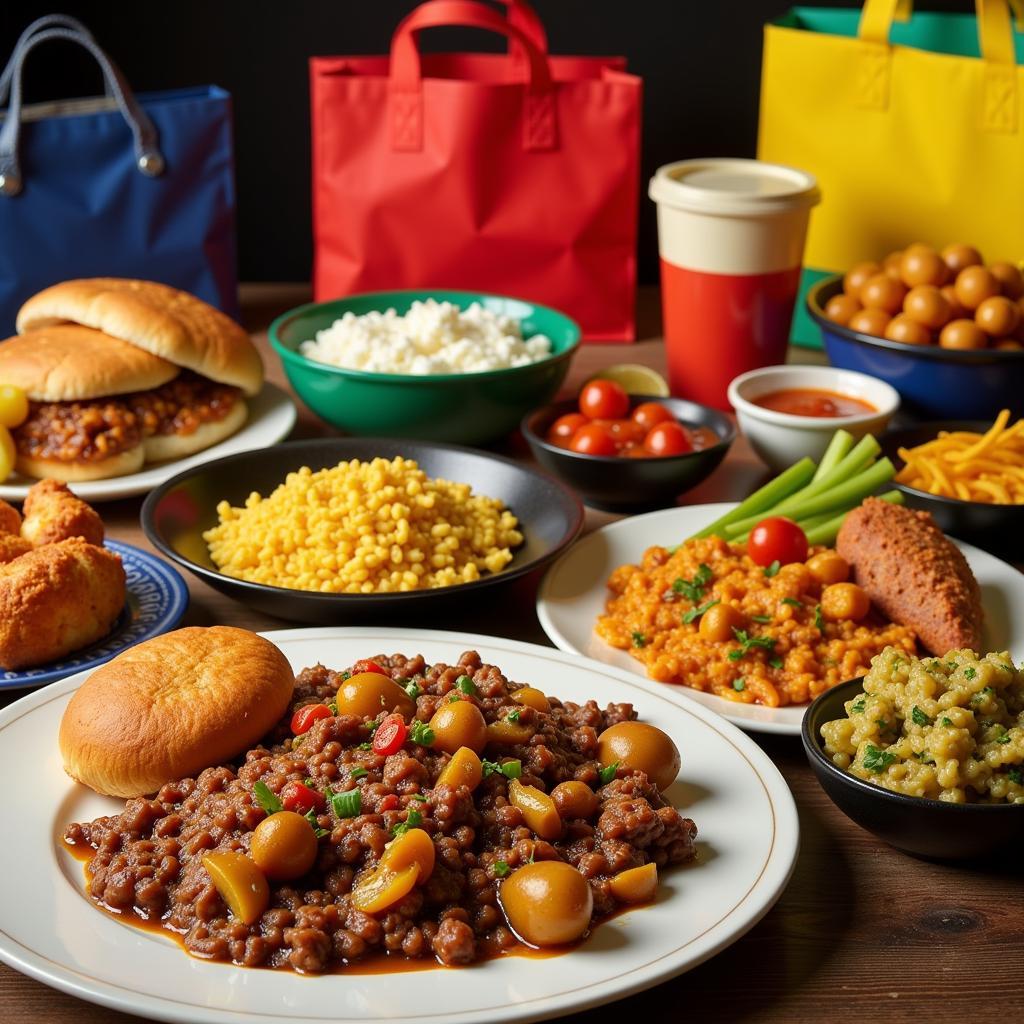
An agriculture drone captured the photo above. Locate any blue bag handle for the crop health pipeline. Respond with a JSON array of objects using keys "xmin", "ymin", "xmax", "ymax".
[
  {"xmin": 0, "ymin": 15, "xmax": 108, "ymax": 106},
  {"xmin": 0, "ymin": 26, "xmax": 165, "ymax": 198}
]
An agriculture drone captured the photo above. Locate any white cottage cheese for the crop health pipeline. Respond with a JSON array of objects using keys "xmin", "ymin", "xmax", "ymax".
[{"xmin": 299, "ymin": 299, "xmax": 553, "ymax": 375}]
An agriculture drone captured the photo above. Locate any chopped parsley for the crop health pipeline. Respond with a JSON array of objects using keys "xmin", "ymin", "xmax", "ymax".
[
  {"xmin": 863, "ymin": 744, "xmax": 896, "ymax": 774},
  {"xmin": 330, "ymin": 788, "xmax": 362, "ymax": 819},
  {"xmin": 996, "ymin": 731, "xmax": 1011, "ymax": 745},
  {"xmin": 391, "ymin": 808, "xmax": 423, "ymax": 838},
  {"xmin": 303, "ymin": 777, "xmax": 317, "ymax": 788},
  {"xmin": 326, "ymin": 700, "xmax": 338, "ymax": 715},
  {"xmin": 672, "ymin": 563, "xmax": 714, "ymax": 602},
  {"xmin": 631, "ymin": 631, "xmax": 648, "ymax": 648},
  {"xmin": 913, "ymin": 751, "xmax": 936, "ymax": 765},
  {"xmin": 409, "ymin": 720, "xmax": 435, "ymax": 746},
  {"xmin": 964, "ymin": 667, "xmax": 977, "ymax": 681},
  {"xmin": 410, "ymin": 793, "xmax": 427, "ymax": 802},
  {"xmin": 349, "ymin": 766, "xmax": 368, "ymax": 780},
  {"xmin": 1009, "ymin": 767, "xmax": 1024, "ymax": 785},
  {"xmin": 507, "ymin": 708, "xmax": 522, "ymax": 723},
  {"xmin": 940, "ymin": 717, "xmax": 953, "ymax": 727},
  {"xmin": 727, "ymin": 628, "xmax": 777, "ymax": 662},
  {"xmin": 252, "ymin": 781, "xmax": 282, "ymax": 815},
  {"xmin": 851, "ymin": 697, "xmax": 866, "ymax": 714},
  {"xmin": 455, "ymin": 675, "xmax": 477, "ymax": 696},
  {"xmin": 449, "ymin": 693, "xmax": 462, "ymax": 703},
  {"xmin": 682, "ymin": 598, "xmax": 719, "ymax": 625},
  {"xmin": 304, "ymin": 808, "xmax": 329, "ymax": 838},
  {"xmin": 781, "ymin": 597, "xmax": 802, "ymax": 608},
  {"xmin": 875, "ymin": 719, "xmax": 890, "ymax": 732},
  {"xmin": 768, "ymin": 656, "xmax": 784, "ymax": 670},
  {"xmin": 750, "ymin": 614, "xmax": 773, "ymax": 624},
  {"xmin": 482, "ymin": 759, "xmax": 522, "ymax": 780},
  {"xmin": 357, "ymin": 741, "xmax": 373, "ymax": 750},
  {"xmin": 911, "ymin": 706, "xmax": 932, "ymax": 727},
  {"xmin": 598, "ymin": 762, "xmax": 619, "ymax": 785},
  {"xmin": 970, "ymin": 687, "xmax": 995, "ymax": 705},
  {"xmin": 813, "ymin": 605, "xmax": 825, "ymax": 631},
  {"xmin": 493, "ymin": 860, "xmax": 511, "ymax": 878},
  {"xmin": 763, "ymin": 560, "xmax": 781, "ymax": 578},
  {"xmin": 404, "ymin": 680, "xmax": 421, "ymax": 700},
  {"xmin": 733, "ymin": 679, "xmax": 746, "ymax": 692}
]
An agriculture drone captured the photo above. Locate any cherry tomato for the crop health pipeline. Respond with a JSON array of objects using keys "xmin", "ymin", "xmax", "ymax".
[
  {"xmin": 372, "ymin": 713, "xmax": 409, "ymax": 756},
  {"xmin": 623, "ymin": 445, "xmax": 650, "ymax": 459},
  {"xmin": 643, "ymin": 421, "xmax": 693, "ymax": 456},
  {"xmin": 291, "ymin": 703, "xmax": 333, "ymax": 735},
  {"xmin": 378, "ymin": 794, "xmax": 400, "ymax": 812},
  {"xmin": 605, "ymin": 419, "xmax": 647, "ymax": 449},
  {"xmin": 747, "ymin": 517, "xmax": 808, "ymax": 567},
  {"xmin": 631, "ymin": 402, "xmax": 674, "ymax": 433},
  {"xmin": 578, "ymin": 379, "xmax": 629, "ymax": 420},
  {"xmin": 281, "ymin": 781, "xmax": 327, "ymax": 814},
  {"xmin": 547, "ymin": 413, "xmax": 589, "ymax": 446},
  {"xmin": 352, "ymin": 659, "xmax": 387, "ymax": 677},
  {"xmin": 569, "ymin": 422, "xmax": 617, "ymax": 456}
]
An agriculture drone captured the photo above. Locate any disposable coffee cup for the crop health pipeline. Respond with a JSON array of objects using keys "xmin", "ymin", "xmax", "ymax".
[{"xmin": 649, "ymin": 159, "xmax": 820, "ymax": 410}]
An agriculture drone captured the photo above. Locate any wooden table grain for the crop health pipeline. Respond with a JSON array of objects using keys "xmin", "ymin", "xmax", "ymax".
[{"xmin": 2, "ymin": 286, "xmax": 1021, "ymax": 1024}]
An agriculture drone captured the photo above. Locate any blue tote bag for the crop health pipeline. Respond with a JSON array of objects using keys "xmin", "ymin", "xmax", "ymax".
[{"xmin": 0, "ymin": 19, "xmax": 237, "ymax": 334}]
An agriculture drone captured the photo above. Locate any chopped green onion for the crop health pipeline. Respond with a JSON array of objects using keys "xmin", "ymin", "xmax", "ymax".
[
  {"xmin": 733, "ymin": 679, "xmax": 745, "ymax": 692},
  {"xmin": 598, "ymin": 762, "xmax": 619, "ymax": 785},
  {"xmin": 350, "ymin": 767, "xmax": 368, "ymax": 780},
  {"xmin": 392, "ymin": 808, "xmax": 423, "ymax": 837},
  {"xmin": 304, "ymin": 808, "xmax": 329, "ymax": 838},
  {"xmin": 482, "ymin": 759, "xmax": 522, "ymax": 780},
  {"xmin": 330, "ymin": 788, "xmax": 362, "ymax": 819},
  {"xmin": 507, "ymin": 708, "xmax": 521, "ymax": 723},
  {"xmin": 781, "ymin": 597, "xmax": 802, "ymax": 608}
]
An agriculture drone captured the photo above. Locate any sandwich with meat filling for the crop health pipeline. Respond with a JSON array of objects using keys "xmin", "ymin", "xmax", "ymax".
[{"xmin": 0, "ymin": 278, "xmax": 263, "ymax": 481}]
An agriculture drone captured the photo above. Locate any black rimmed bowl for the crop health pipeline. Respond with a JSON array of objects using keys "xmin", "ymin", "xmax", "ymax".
[
  {"xmin": 880, "ymin": 421, "xmax": 1024, "ymax": 561},
  {"xmin": 141, "ymin": 438, "xmax": 584, "ymax": 624},
  {"xmin": 802, "ymin": 677, "xmax": 1023, "ymax": 860},
  {"xmin": 807, "ymin": 275, "xmax": 1024, "ymax": 420},
  {"xmin": 521, "ymin": 396, "xmax": 735, "ymax": 512}
]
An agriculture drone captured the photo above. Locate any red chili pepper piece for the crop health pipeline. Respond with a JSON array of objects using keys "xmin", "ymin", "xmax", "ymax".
[
  {"xmin": 372, "ymin": 713, "xmax": 408, "ymax": 756},
  {"xmin": 353, "ymin": 659, "xmax": 387, "ymax": 677},
  {"xmin": 281, "ymin": 781, "xmax": 327, "ymax": 814},
  {"xmin": 378, "ymin": 794, "xmax": 400, "ymax": 812},
  {"xmin": 290, "ymin": 703, "xmax": 333, "ymax": 735}
]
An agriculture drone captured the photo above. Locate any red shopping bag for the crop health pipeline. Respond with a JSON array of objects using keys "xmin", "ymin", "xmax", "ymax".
[{"xmin": 310, "ymin": 0, "xmax": 642, "ymax": 341}]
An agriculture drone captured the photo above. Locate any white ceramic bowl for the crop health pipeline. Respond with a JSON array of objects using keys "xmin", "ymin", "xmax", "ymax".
[{"xmin": 727, "ymin": 365, "xmax": 900, "ymax": 471}]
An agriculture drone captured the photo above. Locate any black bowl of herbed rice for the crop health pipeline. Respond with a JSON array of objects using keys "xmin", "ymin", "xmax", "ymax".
[{"xmin": 802, "ymin": 648, "xmax": 1024, "ymax": 861}]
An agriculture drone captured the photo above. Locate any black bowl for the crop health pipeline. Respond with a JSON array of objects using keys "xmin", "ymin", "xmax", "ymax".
[
  {"xmin": 808, "ymin": 275, "xmax": 1024, "ymax": 420},
  {"xmin": 802, "ymin": 677, "xmax": 1023, "ymax": 860},
  {"xmin": 880, "ymin": 421, "xmax": 1024, "ymax": 561},
  {"xmin": 520, "ymin": 396, "xmax": 735, "ymax": 512},
  {"xmin": 141, "ymin": 438, "xmax": 583, "ymax": 624}
]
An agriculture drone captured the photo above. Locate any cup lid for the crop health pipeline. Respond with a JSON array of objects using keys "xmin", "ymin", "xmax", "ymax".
[{"xmin": 649, "ymin": 158, "xmax": 821, "ymax": 217}]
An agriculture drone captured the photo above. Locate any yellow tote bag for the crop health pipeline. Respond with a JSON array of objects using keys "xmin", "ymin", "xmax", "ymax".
[{"xmin": 758, "ymin": 0, "xmax": 1024, "ymax": 347}]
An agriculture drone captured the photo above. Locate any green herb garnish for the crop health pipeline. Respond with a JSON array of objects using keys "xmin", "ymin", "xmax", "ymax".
[
  {"xmin": 482, "ymin": 759, "xmax": 522, "ymax": 780},
  {"xmin": 507, "ymin": 708, "xmax": 521, "ymax": 723},
  {"xmin": 456, "ymin": 675, "xmax": 477, "ymax": 696},
  {"xmin": 814, "ymin": 604, "xmax": 824, "ymax": 631},
  {"xmin": 253, "ymin": 781, "xmax": 282, "ymax": 815},
  {"xmin": 911, "ymin": 706, "xmax": 932, "ymax": 727},
  {"xmin": 996, "ymin": 731, "xmax": 1011, "ymax": 744},
  {"xmin": 304, "ymin": 808, "xmax": 329, "ymax": 838},
  {"xmin": 940, "ymin": 717, "xmax": 953, "ymax": 727},
  {"xmin": 1009, "ymin": 767, "xmax": 1024, "ymax": 785},
  {"xmin": 404, "ymin": 681, "xmax": 421, "ymax": 700},
  {"xmin": 631, "ymin": 631, "xmax": 648, "ymax": 648},
  {"xmin": 763, "ymin": 560, "xmax": 781, "ymax": 578},
  {"xmin": 340, "ymin": 671, "xmax": 352, "ymax": 682},
  {"xmin": 781, "ymin": 597, "xmax": 802, "ymax": 608},
  {"xmin": 493, "ymin": 860, "xmax": 510, "ymax": 878},
  {"xmin": 409, "ymin": 720, "xmax": 435, "ymax": 746},
  {"xmin": 358, "ymin": 741, "xmax": 373, "ymax": 750},
  {"xmin": 727, "ymin": 628, "xmax": 777, "ymax": 662},
  {"xmin": 350, "ymin": 767, "xmax": 368, "ymax": 780},
  {"xmin": 672, "ymin": 563, "xmax": 714, "ymax": 602},
  {"xmin": 392, "ymin": 808, "xmax": 423, "ymax": 838},
  {"xmin": 863, "ymin": 744, "xmax": 896, "ymax": 774},
  {"xmin": 964, "ymin": 667, "xmax": 977, "ymax": 680},
  {"xmin": 598, "ymin": 762, "xmax": 619, "ymax": 785},
  {"xmin": 327, "ymin": 701, "xmax": 338, "ymax": 715},
  {"xmin": 970, "ymin": 687, "xmax": 995, "ymax": 705},
  {"xmin": 682, "ymin": 598, "xmax": 719, "ymax": 625},
  {"xmin": 750, "ymin": 614, "xmax": 772, "ymax": 624},
  {"xmin": 411, "ymin": 793, "xmax": 427, "ymax": 802},
  {"xmin": 449, "ymin": 693, "xmax": 462, "ymax": 703},
  {"xmin": 768, "ymin": 657, "xmax": 783, "ymax": 670},
  {"xmin": 913, "ymin": 751, "xmax": 936, "ymax": 765},
  {"xmin": 733, "ymin": 679, "xmax": 745, "ymax": 692},
  {"xmin": 303, "ymin": 777, "xmax": 317, "ymax": 788},
  {"xmin": 851, "ymin": 697, "xmax": 866, "ymax": 714},
  {"xmin": 330, "ymin": 788, "xmax": 362, "ymax": 819}
]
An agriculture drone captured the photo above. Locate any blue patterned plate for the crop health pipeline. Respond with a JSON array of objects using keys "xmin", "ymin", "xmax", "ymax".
[{"xmin": 0, "ymin": 540, "xmax": 189, "ymax": 691}]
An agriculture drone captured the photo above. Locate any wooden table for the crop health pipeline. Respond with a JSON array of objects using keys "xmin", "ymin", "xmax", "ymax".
[{"xmin": 3, "ymin": 286, "xmax": 1021, "ymax": 1024}]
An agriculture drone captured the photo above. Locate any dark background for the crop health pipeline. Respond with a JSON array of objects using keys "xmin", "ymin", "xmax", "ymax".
[{"xmin": 0, "ymin": 1, "xmax": 966, "ymax": 284}]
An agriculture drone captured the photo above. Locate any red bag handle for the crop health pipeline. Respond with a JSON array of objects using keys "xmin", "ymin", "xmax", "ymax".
[
  {"xmin": 496, "ymin": 0, "xmax": 549, "ymax": 75},
  {"xmin": 390, "ymin": 0, "xmax": 557, "ymax": 153}
]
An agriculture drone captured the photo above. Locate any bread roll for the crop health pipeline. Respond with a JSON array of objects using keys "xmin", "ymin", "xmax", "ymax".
[
  {"xmin": 59, "ymin": 627, "xmax": 294, "ymax": 797},
  {"xmin": 16, "ymin": 445, "xmax": 145, "ymax": 482},
  {"xmin": 142, "ymin": 399, "xmax": 247, "ymax": 463},
  {"xmin": 18, "ymin": 279, "xmax": 264, "ymax": 397},
  {"xmin": 0, "ymin": 325, "xmax": 178, "ymax": 401}
]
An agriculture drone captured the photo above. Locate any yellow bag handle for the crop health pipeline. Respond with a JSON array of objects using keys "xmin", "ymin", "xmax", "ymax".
[{"xmin": 861, "ymin": 0, "xmax": 1022, "ymax": 63}]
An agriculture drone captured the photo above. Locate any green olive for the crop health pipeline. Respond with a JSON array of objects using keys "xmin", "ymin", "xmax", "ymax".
[
  {"xmin": 597, "ymin": 722, "xmax": 680, "ymax": 791},
  {"xmin": 250, "ymin": 811, "xmax": 318, "ymax": 880},
  {"xmin": 428, "ymin": 700, "xmax": 488, "ymax": 755},
  {"xmin": 336, "ymin": 672, "xmax": 415, "ymax": 721},
  {"xmin": 499, "ymin": 861, "xmax": 593, "ymax": 947}
]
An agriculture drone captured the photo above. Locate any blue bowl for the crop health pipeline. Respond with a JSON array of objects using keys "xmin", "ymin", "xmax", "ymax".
[{"xmin": 807, "ymin": 276, "xmax": 1024, "ymax": 420}]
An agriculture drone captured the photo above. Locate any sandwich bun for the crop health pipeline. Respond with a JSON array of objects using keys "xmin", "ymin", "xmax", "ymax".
[
  {"xmin": 18, "ymin": 279, "xmax": 264, "ymax": 397},
  {"xmin": 143, "ymin": 399, "xmax": 247, "ymax": 463},
  {"xmin": 16, "ymin": 446, "xmax": 145, "ymax": 482},
  {"xmin": 0, "ymin": 325, "xmax": 179, "ymax": 401},
  {"xmin": 59, "ymin": 626, "xmax": 295, "ymax": 798}
]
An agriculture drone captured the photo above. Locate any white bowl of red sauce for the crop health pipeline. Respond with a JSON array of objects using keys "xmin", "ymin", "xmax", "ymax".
[{"xmin": 728, "ymin": 365, "xmax": 899, "ymax": 471}]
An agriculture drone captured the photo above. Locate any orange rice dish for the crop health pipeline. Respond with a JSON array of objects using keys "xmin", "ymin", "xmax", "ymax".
[{"xmin": 596, "ymin": 535, "xmax": 916, "ymax": 707}]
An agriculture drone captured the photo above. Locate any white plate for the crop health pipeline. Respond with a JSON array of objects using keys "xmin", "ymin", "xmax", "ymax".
[
  {"xmin": 537, "ymin": 503, "xmax": 1024, "ymax": 736},
  {"xmin": 0, "ymin": 383, "xmax": 297, "ymax": 503},
  {"xmin": 0, "ymin": 627, "xmax": 798, "ymax": 1024}
]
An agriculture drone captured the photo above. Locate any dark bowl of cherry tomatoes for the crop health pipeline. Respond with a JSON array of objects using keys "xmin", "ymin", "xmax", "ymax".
[{"xmin": 521, "ymin": 380, "xmax": 735, "ymax": 511}]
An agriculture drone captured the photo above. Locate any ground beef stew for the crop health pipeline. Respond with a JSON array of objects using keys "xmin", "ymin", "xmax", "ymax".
[{"xmin": 64, "ymin": 651, "xmax": 698, "ymax": 973}]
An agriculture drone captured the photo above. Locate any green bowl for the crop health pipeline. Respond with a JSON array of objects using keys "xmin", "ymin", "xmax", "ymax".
[{"xmin": 269, "ymin": 290, "xmax": 581, "ymax": 445}]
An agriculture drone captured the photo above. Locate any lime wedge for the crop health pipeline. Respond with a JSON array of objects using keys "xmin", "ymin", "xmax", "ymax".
[{"xmin": 586, "ymin": 364, "xmax": 669, "ymax": 397}]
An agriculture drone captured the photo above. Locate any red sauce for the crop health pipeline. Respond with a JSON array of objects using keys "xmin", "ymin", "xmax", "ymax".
[{"xmin": 751, "ymin": 388, "xmax": 876, "ymax": 418}]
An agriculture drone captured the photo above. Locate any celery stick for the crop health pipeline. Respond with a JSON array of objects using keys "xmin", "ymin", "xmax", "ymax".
[
  {"xmin": 801, "ymin": 488, "xmax": 905, "ymax": 546},
  {"xmin": 723, "ymin": 457, "xmax": 895, "ymax": 537},
  {"xmin": 811, "ymin": 430, "xmax": 854, "ymax": 484},
  {"xmin": 690, "ymin": 457, "xmax": 815, "ymax": 540}
]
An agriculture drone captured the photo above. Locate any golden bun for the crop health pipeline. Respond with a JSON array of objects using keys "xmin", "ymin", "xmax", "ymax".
[
  {"xmin": 16, "ymin": 446, "xmax": 145, "ymax": 482},
  {"xmin": 18, "ymin": 279, "xmax": 264, "ymax": 397},
  {"xmin": 143, "ymin": 400, "xmax": 247, "ymax": 463},
  {"xmin": 59, "ymin": 626, "xmax": 294, "ymax": 797},
  {"xmin": 0, "ymin": 326, "xmax": 178, "ymax": 401}
]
